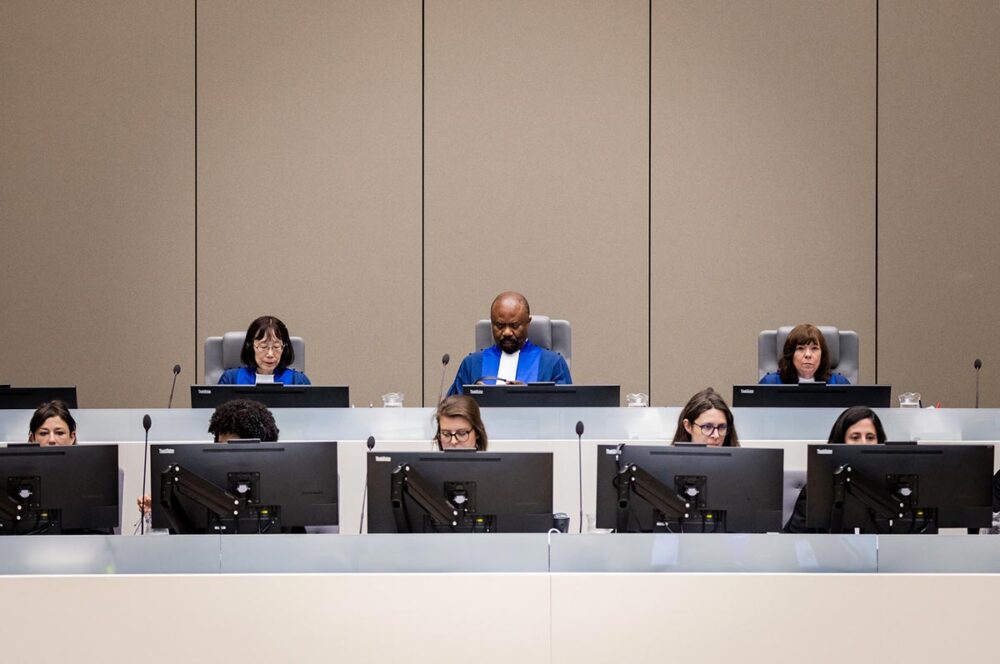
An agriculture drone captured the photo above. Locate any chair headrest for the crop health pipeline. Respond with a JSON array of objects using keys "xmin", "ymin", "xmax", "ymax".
[
  {"xmin": 222, "ymin": 331, "xmax": 247, "ymax": 369},
  {"xmin": 775, "ymin": 325, "xmax": 840, "ymax": 369},
  {"xmin": 527, "ymin": 315, "xmax": 552, "ymax": 350}
]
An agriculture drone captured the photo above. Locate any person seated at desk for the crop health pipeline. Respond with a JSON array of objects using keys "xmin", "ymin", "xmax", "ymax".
[
  {"xmin": 672, "ymin": 388, "xmax": 740, "ymax": 447},
  {"xmin": 218, "ymin": 315, "xmax": 311, "ymax": 385},
  {"xmin": 448, "ymin": 291, "xmax": 571, "ymax": 396},
  {"xmin": 208, "ymin": 398, "xmax": 279, "ymax": 443},
  {"xmin": 435, "ymin": 395, "xmax": 488, "ymax": 451},
  {"xmin": 759, "ymin": 323, "xmax": 850, "ymax": 385},
  {"xmin": 783, "ymin": 406, "xmax": 886, "ymax": 533},
  {"xmin": 137, "ymin": 399, "xmax": 280, "ymax": 523},
  {"xmin": 28, "ymin": 400, "xmax": 77, "ymax": 446}
]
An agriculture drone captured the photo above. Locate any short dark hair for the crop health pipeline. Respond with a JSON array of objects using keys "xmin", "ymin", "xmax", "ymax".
[
  {"xmin": 28, "ymin": 400, "xmax": 77, "ymax": 437},
  {"xmin": 208, "ymin": 399, "xmax": 279, "ymax": 442},
  {"xmin": 240, "ymin": 315, "xmax": 295, "ymax": 373},
  {"xmin": 826, "ymin": 406, "xmax": 886, "ymax": 445},
  {"xmin": 672, "ymin": 387, "xmax": 739, "ymax": 447},
  {"xmin": 778, "ymin": 323, "xmax": 832, "ymax": 383},
  {"xmin": 434, "ymin": 395, "xmax": 488, "ymax": 451}
]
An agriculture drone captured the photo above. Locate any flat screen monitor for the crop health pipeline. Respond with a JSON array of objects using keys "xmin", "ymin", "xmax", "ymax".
[
  {"xmin": 0, "ymin": 386, "xmax": 78, "ymax": 410},
  {"xmin": 190, "ymin": 384, "xmax": 350, "ymax": 409},
  {"xmin": 596, "ymin": 444, "xmax": 784, "ymax": 533},
  {"xmin": 463, "ymin": 384, "xmax": 620, "ymax": 407},
  {"xmin": 732, "ymin": 383, "xmax": 891, "ymax": 408},
  {"xmin": 0, "ymin": 444, "xmax": 118, "ymax": 534},
  {"xmin": 150, "ymin": 441, "xmax": 338, "ymax": 534},
  {"xmin": 805, "ymin": 443, "xmax": 993, "ymax": 533},
  {"xmin": 366, "ymin": 451, "xmax": 554, "ymax": 533}
]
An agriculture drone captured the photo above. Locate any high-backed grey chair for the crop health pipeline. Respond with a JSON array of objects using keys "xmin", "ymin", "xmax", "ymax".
[
  {"xmin": 782, "ymin": 469, "xmax": 806, "ymax": 529},
  {"xmin": 204, "ymin": 332, "xmax": 305, "ymax": 384},
  {"xmin": 474, "ymin": 315, "xmax": 571, "ymax": 366},
  {"xmin": 757, "ymin": 326, "xmax": 859, "ymax": 384}
]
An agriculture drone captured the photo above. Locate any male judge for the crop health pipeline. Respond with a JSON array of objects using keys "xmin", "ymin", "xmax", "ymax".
[{"xmin": 448, "ymin": 291, "xmax": 572, "ymax": 396}]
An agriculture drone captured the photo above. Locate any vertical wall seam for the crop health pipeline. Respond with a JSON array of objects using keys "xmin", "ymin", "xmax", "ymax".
[
  {"xmin": 194, "ymin": 0, "xmax": 199, "ymax": 383},
  {"xmin": 421, "ymin": 0, "xmax": 426, "ymax": 405},
  {"xmin": 647, "ymin": 0, "xmax": 653, "ymax": 399},
  {"xmin": 874, "ymin": 0, "xmax": 879, "ymax": 384}
]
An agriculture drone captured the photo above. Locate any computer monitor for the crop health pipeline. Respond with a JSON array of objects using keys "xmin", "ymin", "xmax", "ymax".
[
  {"xmin": 732, "ymin": 384, "xmax": 891, "ymax": 408},
  {"xmin": 805, "ymin": 443, "xmax": 994, "ymax": 533},
  {"xmin": 366, "ymin": 451, "xmax": 554, "ymax": 533},
  {"xmin": 595, "ymin": 444, "xmax": 784, "ymax": 533},
  {"xmin": 190, "ymin": 384, "xmax": 350, "ymax": 409},
  {"xmin": 463, "ymin": 384, "xmax": 620, "ymax": 407},
  {"xmin": 149, "ymin": 441, "xmax": 338, "ymax": 534},
  {"xmin": 0, "ymin": 444, "xmax": 118, "ymax": 535},
  {"xmin": 0, "ymin": 386, "xmax": 78, "ymax": 409}
]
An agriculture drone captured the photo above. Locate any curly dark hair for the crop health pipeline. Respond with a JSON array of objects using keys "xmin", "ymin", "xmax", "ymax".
[{"xmin": 208, "ymin": 399, "xmax": 279, "ymax": 442}]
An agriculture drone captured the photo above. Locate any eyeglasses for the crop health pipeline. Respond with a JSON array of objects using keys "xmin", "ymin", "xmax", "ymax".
[
  {"xmin": 694, "ymin": 422, "xmax": 728, "ymax": 436},
  {"xmin": 439, "ymin": 429, "xmax": 472, "ymax": 443},
  {"xmin": 253, "ymin": 342, "xmax": 285, "ymax": 353}
]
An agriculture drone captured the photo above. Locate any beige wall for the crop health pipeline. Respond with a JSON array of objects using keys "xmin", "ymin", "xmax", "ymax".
[
  {"xmin": 196, "ymin": 1, "xmax": 422, "ymax": 409},
  {"xmin": 423, "ymin": 0, "xmax": 649, "ymax": 403},
  {"xmin": 650, "ymin": 0, "xmax": 876, "ymax": 405},
  {"xmin": 0, "ymin": 1, "xmax": 195, "ymax": 409},
  {"xmin": 878, "ymin": 1, "xmax": 1000, "ymax": 407},
  {"xmin": 2, "ymin": 2, "xmax": 998, "ymax": 409}
]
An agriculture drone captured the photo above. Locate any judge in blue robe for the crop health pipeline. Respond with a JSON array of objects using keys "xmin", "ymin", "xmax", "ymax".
[{"xmin": 447, "ymin": 291, "xmax": 571, "ymax": 397}]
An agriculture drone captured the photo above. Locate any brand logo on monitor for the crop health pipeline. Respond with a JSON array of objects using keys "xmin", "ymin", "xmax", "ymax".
[
  {"xmin": 158, "ymin": 448, "xmax": 175, "ymax": 455},
  {"xmin": 740, "ymin": 389, "xmax": 754, "ymax": 394},
  {"xmin": 198, "ymin": 389, "xmax": 211, "ymax": 394},
  {"xmin": 470, "ymin": 389, "xmax": 483, "ymax": 394},
  {"xmin": 817, "ymin": 449, "xmax": 832, "ymax": 455},
  {"xmin": 375, "ymin": 455, "xmax": 392, "ymax": 462}
]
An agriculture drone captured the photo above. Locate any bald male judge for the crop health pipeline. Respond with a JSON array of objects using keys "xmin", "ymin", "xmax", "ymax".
[{"xmin": 447, "ymin": 291, "xmax": 572, "ymax": 396}]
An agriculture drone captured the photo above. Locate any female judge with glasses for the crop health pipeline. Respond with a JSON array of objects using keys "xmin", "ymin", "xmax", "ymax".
[
  {"xmin": 218, "ymin": 315, "xmax": 311, "ymax": 385},
  {"xmin": 434, "ymin": 395, "xmax": 488, "ymax": 451},
  {"xmin": 672, "ymin": 387, "xmax": 740, "ymax": 447}
]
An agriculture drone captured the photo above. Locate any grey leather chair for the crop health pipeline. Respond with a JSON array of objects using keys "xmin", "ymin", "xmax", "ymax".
[
  {"xmin": 782, "ymin": 469, "xmax": 806, "ymax": 530},
  {"xmin": 204, "ymin": 332, "xmax": 305, "ymax": 384},
  {"xmin": 474, "ymin": 315, "xmax": 571, "ymax": 366},
  {"xmin": 758, "ymin": 326, "xmax": 859, "ymax": 384}
]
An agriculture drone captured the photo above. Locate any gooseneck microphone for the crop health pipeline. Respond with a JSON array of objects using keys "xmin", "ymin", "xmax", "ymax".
[
  {"xmin": 359, "ymin": 436, "xmax": 376, "ymax": 534},
  {"xmin": 140, "ymin": 414, "xmax": 152, "ymax": 535},
  {"xmin": 436, "ymin": 353, "xmax": 451, "ymax": 404},
  {"xmin": 167, "ymin": 364, "xmax": 181, "ymax": 408},
  {"xmin": 975, "ymin": 359, "xmax": 983, "ymax": 408},
  {"xmin": 576, "ymin": 421, "xmax": 585, "ymax": 533}
]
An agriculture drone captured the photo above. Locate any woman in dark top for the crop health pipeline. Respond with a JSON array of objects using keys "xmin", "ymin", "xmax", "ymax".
[{"xmin": 783, "ymin": 406, "xmax": 886, "ymax": 533}]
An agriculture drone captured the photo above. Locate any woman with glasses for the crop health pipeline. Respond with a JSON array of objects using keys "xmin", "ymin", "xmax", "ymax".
[
  {"xmin": 672, "ymin": 387, "xmax": 740, "ymax": 447},
  {"xmin": 218, "ymin": 315, "xmax": 311, "ymax": 385},
  {"xmin": 434, "ymin": 395, "xmax": 488, "ymax": 451}
]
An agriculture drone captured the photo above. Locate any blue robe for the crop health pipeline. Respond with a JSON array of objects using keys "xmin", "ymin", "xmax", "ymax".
[
  {"xmin": 218, "ymin": 367, "xmax": 312, "ymax": 385},
  {"xmin": 759, "ymin": 372, "xmax": 850, "ymax": 385},
  {"xmin": 447, "ymin": 340, "xmax": 571, "ymax": 397}
]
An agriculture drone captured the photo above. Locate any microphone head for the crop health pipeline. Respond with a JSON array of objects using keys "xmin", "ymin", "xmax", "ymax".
[
  {"xmin": 974, "ymin": 359, "xmax": 982, "ymax": 370},
  {"xmin": 575, "ymin": 421, "xmax": 584, "ymax": 437},
  {"xmin": 173, "ymin": 364, "xmax": 181, "ymax": 375},
  {"xmin": 367, "ymin": 435, "xmax": 376, "ymax": 451},
  {"xmin": 142, "ymin": 414, "xmax": 152, "ymax": 432},
  {"xmin": 441, "ymin": 353, "xmax": 450, "ymax": 366}
]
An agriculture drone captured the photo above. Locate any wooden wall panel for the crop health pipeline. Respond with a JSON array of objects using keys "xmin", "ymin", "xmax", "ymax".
[
  {"xmin": 650, "ymin": 0, "xmax": 876, "ymax": 406},
  {"xmin": 0, "ymin": 1, "xmax": 195, "ymax": 408},
  {"xmin": 197, "ymin": 1, "xmax": 422, "ymax": 408}
]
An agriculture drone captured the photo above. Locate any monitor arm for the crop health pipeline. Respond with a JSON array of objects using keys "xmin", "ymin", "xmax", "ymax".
[
  {"xmin": 830, "ymin": 463, "xmax": 905, "ymax": 530},
  {"xmin": 159, "ymin": 464, "xmax": 242, "ymax": 533},
  {"xmin": 390, "ymin": 463, "xmax": 459, "ymax": 532},
  {"xmin": 615, "ymin": 462, "xmax": 691, "ymax": 532}
]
